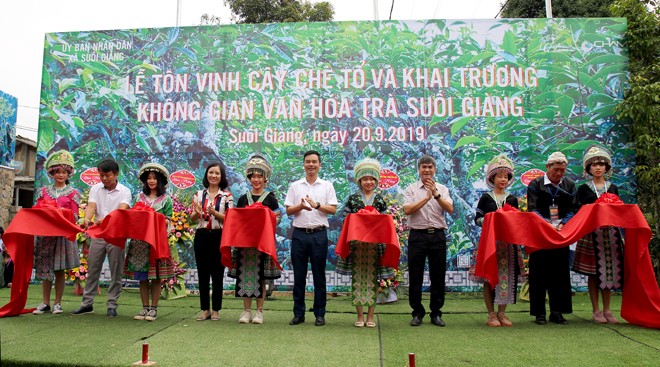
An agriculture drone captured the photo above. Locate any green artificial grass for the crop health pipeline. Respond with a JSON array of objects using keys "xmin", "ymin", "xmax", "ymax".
[{"xmin": 0, "ymin": 286, "xmax": 658, "ymax": 366}]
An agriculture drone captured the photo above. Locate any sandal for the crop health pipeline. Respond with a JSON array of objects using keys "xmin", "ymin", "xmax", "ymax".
[
  {"xmin": 486, "ymin": 312, "xmax": 501, "ymax": 327},
  {"xmin": 366, "ymin": 321, "xmax": 376, "ymax": 328},
  {"xmin": 211, "ymin": 311, "xmax": 220, "ymax": 321},
  {"xmin": 354, "ymin": 320, "xmax": 365, "ymax": 327},
  {"xmin": 603, "ymin": 311, "xmax": 619, "ymax": 324},
  {"xmin": 592, "ymin": 311, "xmax": 607, "ymax": 323},
  {"xmin": 196, "ymin": 310, "xmax": 211, "ymax": 321},
  {"xmin": 497, "ymin": 312, "xmax": 513, "ymax": 327}
]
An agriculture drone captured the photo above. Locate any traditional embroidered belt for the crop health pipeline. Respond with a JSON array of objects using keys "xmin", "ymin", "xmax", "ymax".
[
  {"xmin": 411, "ymin": 228, "xmax": 444, "ymax": 234},
  {"xmin": 294, "ymin": 226, "xmax": 327, "ymax": 233}
]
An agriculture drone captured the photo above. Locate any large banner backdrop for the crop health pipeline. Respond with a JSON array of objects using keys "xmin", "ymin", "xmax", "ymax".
[
  {"xmin": 37, "ymin": 19, "xmax": 632, "ymax": 291},
  {"xmin": 0, "ymin": 90, "xmax": 17, "ymax": 167}
]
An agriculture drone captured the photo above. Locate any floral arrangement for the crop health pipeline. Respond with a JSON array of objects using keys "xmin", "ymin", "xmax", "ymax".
[
  {"xmin": 170, "ymin": 196, "xmax": 194, "ymax": 243},
  {"xmin": 383, "ymin": 192, "xmax": 409, "ymax": 243},
  {"xmin": 162, "ymin": 196, "xmax": 192, "ymax": 298},
  {"xmin": 378, "ymin": 269, "xmax": 404, "ymax": 296},
  {"xmin": 70, "ymin": 195, "xmax": 90, "ymax": 290},
  {"xmin": 161, "ymin": 260, "xmax": 188, "ymax": 299},
  {"xmin": 67, "ymin": 254, "xmax": 88, "ymax": 287}
]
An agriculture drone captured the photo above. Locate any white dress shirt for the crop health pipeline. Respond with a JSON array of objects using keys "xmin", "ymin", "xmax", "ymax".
[{"xmin": 284, "ymin": 177, "xmax": 338, "ymax": 228}]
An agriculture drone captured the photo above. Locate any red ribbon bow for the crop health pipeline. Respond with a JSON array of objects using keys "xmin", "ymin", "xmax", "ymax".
[
  {"xmin": 131, "ymin": 202, "xmax": 155, "ymax": 212},
  {"xmin": 595, "ymin": 193, "xmax": 624, "ymax": 204},
  {"xmin": 34, "ymin": 198, "xmax": 58, "ymax": 208},
  {"xmin": 357, "ymin": 205, "xmax": 379, "ymax": 214}
]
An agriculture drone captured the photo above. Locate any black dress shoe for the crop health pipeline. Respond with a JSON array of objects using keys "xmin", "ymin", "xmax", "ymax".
[
  {"xmin": 289, "ymin": 316, "xmax": 305, "ymax": 325},
  {"xmin": 549, "ymin": 312, "xmax": 567, "ymax": 324},
  {"xmin": 107, "ymin": 308, "xmax": 117, "ymax": 318},
  {"xmin": 535, "ymin": 315, "xmax": 547, "ymax": 325},
  {"xmin": 410, "ymin": 316, "xmax": 422, "ymax": 326},
  {"xmin": 314, "ymin": 316, "xmax": 325, "ymax": 326},
  {"xmin": 70, "ymin": 305, "xmax": 94, "ymax": 315},
  {"xmin": 431, "ymin": 315, "xmax": 446, "ymax": 327}
]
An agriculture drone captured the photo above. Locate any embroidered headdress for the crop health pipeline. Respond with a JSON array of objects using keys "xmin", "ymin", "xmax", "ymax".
[
  {"xmin": 485, "ymin": 155, "xmax": 514, "ymax": 188},
  {"xmin": 246, "ymin": 155, "xmax": 272, "ymax": 181},
  {"xmin": 354, "ymin": 158, "xmax": 381, "ymax": 188},
  {"xmin": 139, "ymin": 162, "xmax": 170, "ymax": 184},
  {"xmin": 582, "ymin": 145, "xmax": 612, "ymax": 178},
  {"xmin": 546, "ymin": 151, "xmax": 568, "ymax": 165},
  {"xmin": 45, "ymin": 150, "xmax": 75, "ymax": 176}
]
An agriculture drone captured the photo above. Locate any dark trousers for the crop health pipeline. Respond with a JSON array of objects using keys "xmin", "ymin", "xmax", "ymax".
[
  {"xmin": 529, "ymin": 246, "xmax": 573, "ymax": 316},
  {"xmin": 194, "ymin": 229, "xmax": 225, "ymax": 311},
  {"xmin": 291, "ymin": 228, "xmax": 327, "ymax": 318},
  {"xmin": 407, "ymin": 230, "xmax": 447, "ymax": 319}
]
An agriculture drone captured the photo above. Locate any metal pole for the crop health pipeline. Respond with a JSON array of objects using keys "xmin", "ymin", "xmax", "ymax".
[
  {"xmin": 545, "ymin": 0, "xmax": 553, "ymax": 18},
  {"xmin": 373, "ymin": 0, "xmax": 379, "ymax": 20},
  {"xmin": 176, "ymin": 0, "xmax": 182, "ymax": 27}
]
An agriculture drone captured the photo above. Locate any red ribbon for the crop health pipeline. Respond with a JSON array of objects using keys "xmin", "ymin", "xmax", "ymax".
[
  {"xmin": 247, "ymin": 202, "xmax": 265, "ymax": 209},
  {"xmin": 357, "ymin": 205, "xmax": 379, "ymax": 214},
  {"xmin": 131, "ymin": 202, "xmax": 155, "ymax": 212},
  {"xmin": 595, "ymin": 193, "xmax": 624, "ymax": 204}
]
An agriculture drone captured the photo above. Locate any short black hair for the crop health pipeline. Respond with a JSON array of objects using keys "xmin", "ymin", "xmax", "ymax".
[
  {"xmin": 304, "ymin": 150, "xmax": 321, "ymax": 164},
  {"xmin": 97, "ymin": 159, "xmax": 120, "ymax": 174},
  {"xmin": 202, "ymin": 162, "xmax": 229, "ymax": 190},
  {"xmin": 0, "ymin": 226, "xmax": 4, "ymax": 236},
  {"xmin": 140, "ymin": 170, "xmax": 168, "ymax": 197}
]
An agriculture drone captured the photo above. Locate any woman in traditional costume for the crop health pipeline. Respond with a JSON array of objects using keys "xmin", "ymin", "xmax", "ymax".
[
  {"xmin": 124, "ymin": 163, "xmax": 175, "ymax": 321},
  {"xmin": 470, "ymin": 155, "xmax": 525, "ymax": 327},
  {"xmin": 573, "ymin": 145, "xmax": 623, "ymax": 324},
  {"xmin": 191, "ymin": 162, "xmax": 233, "ymax": 321},
  {"xmin": 228, "ymin": 155, "xmax": 281, "ymax": 324},
  {"xmin": 336, "ymin": 158, "xmax": 395, "ymax": 328},
  {"xmin": 33, "ymin": 150, "xmax": 81, "ymax": 315}
]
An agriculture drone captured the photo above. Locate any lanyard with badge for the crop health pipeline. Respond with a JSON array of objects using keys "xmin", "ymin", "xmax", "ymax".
[{"xmin": 548, "ymin": 185, "xmax": 560, "ymax": 221}]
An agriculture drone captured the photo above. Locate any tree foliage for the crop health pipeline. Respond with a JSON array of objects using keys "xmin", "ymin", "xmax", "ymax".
[
  {"xmin": 500, "ymin": 0, "xmax": 615, "ymax": 18},
  {"xmin": 224, "ymin": 0, "xmax": 334, "ymax": 24}
]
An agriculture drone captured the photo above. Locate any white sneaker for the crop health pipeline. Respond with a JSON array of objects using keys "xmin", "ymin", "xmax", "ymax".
[
  {"xmin": 252, "ymin": 310, "xmax": 263, "ymax": 324},
  {"xmin": 239, "ymin": 310, "xmax": 251, "ymax": 324},
  {"xmin": 145, "ymin": 309, "xmax": 157, "ymax": 321},
  {"xmin": 52, "ymin": 304, "xmax": 63, "ymax": 314},
  {"xmin": 33, "ymin": 303, "xmax": 50, "ymax": 315},
  {"xmin": 134, "ymin": 308, "xmax": 148, "ymax": 320}
]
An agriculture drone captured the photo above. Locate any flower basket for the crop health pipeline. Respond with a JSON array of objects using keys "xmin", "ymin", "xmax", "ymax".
[
  {"xmin": 376, "ymin": 269, "xmax": 404, "ymax": 304},
  {"xmin": 376, "ymin": 287, "xmax": 399, "ymax": 304}
]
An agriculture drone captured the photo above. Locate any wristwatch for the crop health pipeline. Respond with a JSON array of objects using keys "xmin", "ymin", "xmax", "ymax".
[
  {"xmin": 315, "ymin": 202, "xmax": 321, "ymax": 209},
  {"xmin": 433, "ymin": 193, "xmax": 441, "ymax": 200}
]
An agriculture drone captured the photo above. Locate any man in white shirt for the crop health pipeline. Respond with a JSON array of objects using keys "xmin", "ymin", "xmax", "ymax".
[
  {"xmin": 71, "ymin": 159, "xmax": 131, "ymax": 317},
  {"xmin": 284, "ymin": 150, "xmax": 338, "ymax": 326},
  {"xmin": 403, "ymin": 155, "xmax": 454, "ymax": 327}
]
